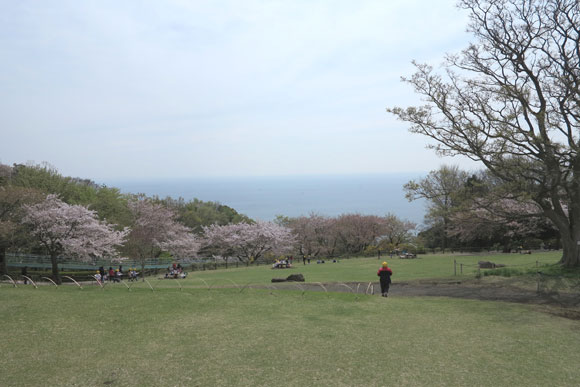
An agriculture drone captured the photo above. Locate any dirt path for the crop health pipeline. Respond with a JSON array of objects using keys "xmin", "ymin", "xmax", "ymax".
[
  {"xmin": 388, "ymin": 279, "xmax": 575, "ymax": 304},
  {"xmin": 259, "ymin": 278, "xmax": 580, "ymax": 319}
]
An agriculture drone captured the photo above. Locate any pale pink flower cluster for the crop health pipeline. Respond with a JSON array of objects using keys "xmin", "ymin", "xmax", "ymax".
[
  {"xmin": 22, "ymin": 194, "xmax": 128, "ymax": 260},
  {"xmin": 288, "ymin": 213, "xmax": 416, "ymax": 256},
  {"xmin": 127, "ymin": 198, "xmax": 199, "ymax": 259},
  {"xmin": 202, "ymin": 221, "xmax": 295, "ymax": 262}
]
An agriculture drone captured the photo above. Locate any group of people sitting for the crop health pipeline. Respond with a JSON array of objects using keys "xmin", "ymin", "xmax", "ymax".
[
  {"xmin": 94, "ymin": 266, "xmax": 139, "ymax": 284},
  {"xmin": 165, "ymin": 263, "xmax": 187, "ymax": 279},
  {"xmin": 272, "ymin": 258, "xmax": 292, "ymax": 269}
]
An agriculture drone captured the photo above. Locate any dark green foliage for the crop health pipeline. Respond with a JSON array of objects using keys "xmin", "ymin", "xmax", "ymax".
[
  {"xmin": 90, "ymin": 186, "xmax": 132, "ymax": 226},
  {"xmin": 159, "ymin": 196, "xmax": 252, "ymax": 233},
  {"xmin": 10, "ymin": 163, "xmax": 99, "ymax": 205},
  {"xmin": 2, "ymin": 162, "xmax": 251, "ymax": 236}
]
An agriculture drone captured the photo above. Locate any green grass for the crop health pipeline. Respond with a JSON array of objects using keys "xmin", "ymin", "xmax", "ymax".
[
  {"xmin": 184, "ymin": 251, "xmax": 562, "ymax": 285},
  {"xmin": 1, "ymin": 285, "xmax": 579, "ymax": 386},
  {"xmin": 1, "ymin": 251, "xmax": 578, "ymax": 386}
]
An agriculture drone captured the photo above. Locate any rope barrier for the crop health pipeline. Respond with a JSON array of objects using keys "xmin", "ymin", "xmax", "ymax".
[{"xmin": 456, "ymin": 261, "xmax": 545, "ymax": 269}]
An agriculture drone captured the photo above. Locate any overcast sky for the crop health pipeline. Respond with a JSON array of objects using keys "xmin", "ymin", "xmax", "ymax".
[{"xmin": 0, "ymin": 0, "xmax": 479, "ymax": 180}]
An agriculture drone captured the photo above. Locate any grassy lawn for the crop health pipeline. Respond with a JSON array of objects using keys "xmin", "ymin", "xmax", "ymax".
[
  {"xmin": 184, "ymin": 251, "xmax": 562, "ymax": 286},
  {"xmin": 1, "ymin": 285, "xmax": 579, "ymax": 386},
  {"xmin": 1, "ymin": 251, "xmax": 577, "ymax": 386}
]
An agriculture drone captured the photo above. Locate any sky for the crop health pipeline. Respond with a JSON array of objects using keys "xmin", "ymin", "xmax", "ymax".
[{"xmin": 0, "ymin": 0, "xmax": 480, "ymax": 181}]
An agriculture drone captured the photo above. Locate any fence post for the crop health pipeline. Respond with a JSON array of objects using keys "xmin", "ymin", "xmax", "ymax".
[
  {"xmin": 454, "ymin": 259, "xmax": 456, "ymax": 276},
  {"xmin": 460, "ymin": 263, "xmax": 463, "ymax": 275}
]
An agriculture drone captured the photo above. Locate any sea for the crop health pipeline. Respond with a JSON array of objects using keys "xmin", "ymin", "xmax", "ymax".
[{"xmin": 103, "ymin": 173, "xmax": 427, "ymax": 224}]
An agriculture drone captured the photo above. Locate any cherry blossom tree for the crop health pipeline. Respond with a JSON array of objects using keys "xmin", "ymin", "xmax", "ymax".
[
  {"xmin": 22, "ymin": 194, "xmax": 128, "ymax": 284},
  {"xmin": 202, "ymin": 221, "xmax": 295, "ymax": 263},
  {"xmin": 287, "ymin": 214, "xmax": 337, "ymax": 258},
  {"xmin": 124, "ymin": 197, "xmax": 199, "ymax": 277},
  {"xmin": 334, "ymin": 214, "xmax": 386, "ymax": 255},
  {"xmin": 449, "ymin": 196, "xmax": 557, "ymax": 251},
  {"xmin": 285, "ymin": 213, "xmax": 415, "ymax": 257}
]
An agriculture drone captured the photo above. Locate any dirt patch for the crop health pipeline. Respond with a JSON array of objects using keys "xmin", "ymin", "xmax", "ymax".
[
  {"xmin": 262, "ymin": 277, "xmax": 580, "ymax": 319},
  {"xmin": 389, "ymin": 279, "xmax": 580, "ymax": 307}
]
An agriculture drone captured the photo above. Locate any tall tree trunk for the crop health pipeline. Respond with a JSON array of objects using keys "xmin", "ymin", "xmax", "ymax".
[
  {"xmin": 502, "ymin": 236, "xmax": 511, "ymax": 253},
  {"xmin": 50, "ymin": 252, "xmax": 61, "ymax": 285},
  {"xmin": 0, "ymin": 246, "xmax": 7, "ymax": 276},
  {"xmin": 442, "ymin": 216, "xmax": 448, "ymax": 253},
  {"xmin": 542, "ymin": 203, "xmax": 580, "ymax": 268},
  {"xmin": 560, "ymin": 234, "xmax": 580, "ymax": 268}
]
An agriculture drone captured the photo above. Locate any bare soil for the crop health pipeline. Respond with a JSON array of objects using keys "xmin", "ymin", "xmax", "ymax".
[{"xmin": 263, "ymin": 277, "xmax": 580, "ymax": 320}]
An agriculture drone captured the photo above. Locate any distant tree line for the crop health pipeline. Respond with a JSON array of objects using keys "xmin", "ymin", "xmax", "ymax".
[
  {"xmin": 405, "ymin": 165, "xmax": 559, "ymax": 253},
  {"xmin": 275, "ymin": 213, "xmax": 416, "ymax": 259},
  {"xmin": 0, "ymin": 163, "xmax": 251, "ymax": 282},
  {"xmin": 0, "ymin": 163, "xmax": 419, "ymax": 283}
]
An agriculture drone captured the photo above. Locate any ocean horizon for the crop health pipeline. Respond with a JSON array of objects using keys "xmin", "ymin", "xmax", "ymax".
[{"xmin": 102, "ymin": 173, "xmax": 427, "ymax": 224}]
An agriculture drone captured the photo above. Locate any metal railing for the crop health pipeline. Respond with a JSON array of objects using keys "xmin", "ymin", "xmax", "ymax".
[{"xmin": 5, "ymin": 253, "xmax": 200, "ymax": 270}]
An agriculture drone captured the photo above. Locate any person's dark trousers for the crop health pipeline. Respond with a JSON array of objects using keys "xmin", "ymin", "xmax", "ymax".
[{"xmin": 380, "ymin": 281, "xmax": 390, "ymax": 296}]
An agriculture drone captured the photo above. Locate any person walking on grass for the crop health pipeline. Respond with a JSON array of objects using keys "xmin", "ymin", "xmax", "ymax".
[{"xmin": 377, "ymin": 261, "xmax": 392, "ymax": 297}]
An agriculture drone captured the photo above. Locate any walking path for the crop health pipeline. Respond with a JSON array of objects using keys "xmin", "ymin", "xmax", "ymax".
[{"xmin": 262, "ymin": 278, "xmax": 580, "ymax": 319}]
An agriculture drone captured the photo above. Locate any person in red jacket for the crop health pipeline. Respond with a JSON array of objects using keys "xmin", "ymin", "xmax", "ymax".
[{"xmin": 377, "ymin": 261, "xmax": 393, "ymax": 297}]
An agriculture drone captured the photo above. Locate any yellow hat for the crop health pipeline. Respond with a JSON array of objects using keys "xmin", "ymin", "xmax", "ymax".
[
  {"xmin": 96, "ymin": 270, "xmax": 100, "ymax": 273},
  {"xmin": 382, "ymin": 261, "xmax": 388, "ymax": 267}
]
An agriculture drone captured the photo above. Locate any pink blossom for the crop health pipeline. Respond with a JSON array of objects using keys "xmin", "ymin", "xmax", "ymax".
[
  {"xmin": 202, "ymin": 221, "xmax": 295, "ymax": 262},
  {"xmin": 22, "ymin": 194, "xmax": 128, "ymax": 260},
  {"xmin": 126, "ymin": 198, "xmax": 199, "ymax": 261}
]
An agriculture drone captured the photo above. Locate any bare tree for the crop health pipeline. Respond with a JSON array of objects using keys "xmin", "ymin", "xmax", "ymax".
[
  {"xmin": 380, "ymin": 213, "xmax": 417, "ymax": 248},
  {"xmin": 389, "ymin": 0, "xmax": 580, "ymax": 266}
]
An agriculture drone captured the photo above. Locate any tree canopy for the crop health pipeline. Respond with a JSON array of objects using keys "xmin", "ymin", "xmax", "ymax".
[
  {"xmin": 22, "ymin": 195, "xmax": 128, "ymax": 283},
  {"xmin": 0, "ymin": 163, "xmax": 250, "ymax": 271},
  {"xmin": 389, "ymin": 0, "xmax": 580, "ymax": 266},
  {"xmin": 1, "ymin": 162, "xmax": 251, "ymax": 233}
]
